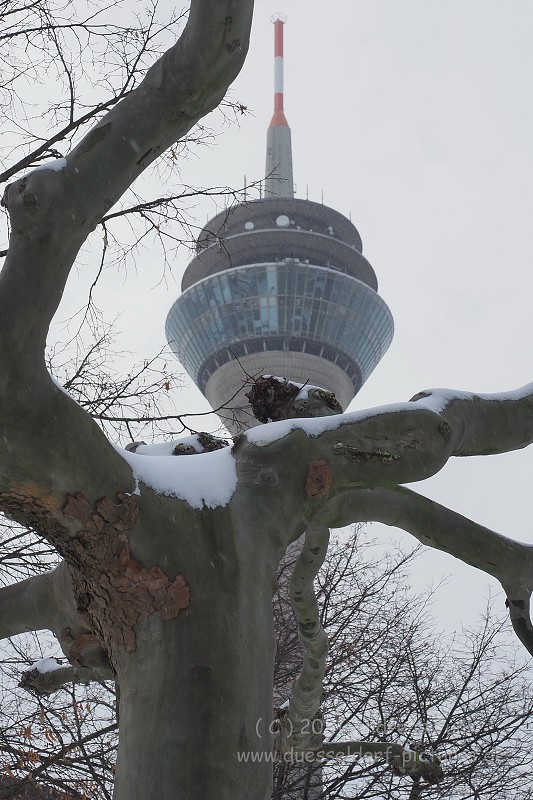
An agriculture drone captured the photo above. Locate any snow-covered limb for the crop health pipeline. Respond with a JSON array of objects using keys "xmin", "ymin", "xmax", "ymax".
[
  {"xmin": 248, "ymin": 384, "xmax": 533, "ymax": 482},
  {"xmin": 411, "ymin": 382, "xmax": 533, "ymax": 457},
  {"xmin": 19, "ymin": 659, "xmax": 97, "ymax": 696},
  {"xmin": 276, "ymin": 526, "xmax": 329, "ymax": 753}
]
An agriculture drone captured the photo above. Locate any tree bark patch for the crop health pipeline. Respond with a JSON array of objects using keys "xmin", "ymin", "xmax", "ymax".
[
  {"xmin": 63, "ymin": 491, "xmax": 190, "ymax": 660},
  {"xmin": 305, "ymin": 460, "xmax": 332, "ymax": 499}
]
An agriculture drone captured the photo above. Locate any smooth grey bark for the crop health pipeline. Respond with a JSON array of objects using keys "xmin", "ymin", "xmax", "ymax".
[
  {"xmin": 1, "ymin": 0, "xmax": 533, "ymax": 796},
  {"xmin": 109, "ymin": 491, "xmax": 285, "ymax": 800},
  {"xmin": 278, "ymin": 526, "xmax": 329, "ymax": 751}
]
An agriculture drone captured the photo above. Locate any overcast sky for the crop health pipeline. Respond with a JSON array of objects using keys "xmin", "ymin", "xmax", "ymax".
[{"xmin": 48, "ymin": 0, "xmax": 533, "ymax": 632}]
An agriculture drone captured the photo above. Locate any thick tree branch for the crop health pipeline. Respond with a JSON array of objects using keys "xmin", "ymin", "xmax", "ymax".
[
  {"xmin": 19, "ymin": 660, "xmax": 99, "ymax": 696},
  {"xmin": 0, "ymin": 1, "xmax": 254, "ymax": 535},
  {"xmin": 244, "ymin": 404, "xmax": 454, "ymax": 492},
  {"xmin": 1, "ymin": 0, "xmax": 254, "ymax": 364},
  {"xmin": 411, "ymin": 383, "xmax": 533, "ymax": 457},
  {"xmin": 277, "ymin": 526, "xmax": 329, "ymax": 753},
  {"xmin": 0, "ymin": 561, "xmax": 113, "ymax": 677},
  {"xmin": 244, "ymin": 385, "xmax": 533, "ymax": 502},
  {"xmin": 321, "ymin": 484, "xmax": 533, "ymax": 655},
  {"xmin": 0, "ymin": 562, "xmax": 74, "ymax": 639}
]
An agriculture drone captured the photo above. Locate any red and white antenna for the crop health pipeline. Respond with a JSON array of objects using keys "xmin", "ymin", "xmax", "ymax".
[
  {"xmin": 271, "ymin": 13, "xmax": 288, "ymax": 127},
  {"xmin": 265, "ymin": 14, "xmax": 294, "ymax": 198}
]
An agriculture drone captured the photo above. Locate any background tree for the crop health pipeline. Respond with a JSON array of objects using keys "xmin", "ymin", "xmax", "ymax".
[
  {"xmin": 273, "ymin": 530, "xmax": 533, "ymax": 800},
  {"xmin": 2, "ymin": 2, "xmax": 533, "ymax": 800},
  {"xmin": 0, "ymin": 0, "xmax": 254, "ymax": 274}
]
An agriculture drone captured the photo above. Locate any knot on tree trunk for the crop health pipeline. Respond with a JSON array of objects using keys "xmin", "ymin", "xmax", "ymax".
[{"xmin": 2, "ymin": 167, "xmax": 68, "ymax": 233}]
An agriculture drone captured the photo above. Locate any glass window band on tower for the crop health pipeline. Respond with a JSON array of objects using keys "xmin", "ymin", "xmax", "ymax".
[{"xmin": 166, "ymin": 262, "xmax": 394, "ymax": 395}]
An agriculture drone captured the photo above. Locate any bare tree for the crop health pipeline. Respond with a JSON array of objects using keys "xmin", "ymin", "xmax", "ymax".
[
  {"xmin": 273, "ymin": 530, "xmax": 533, "ymax": 800},
  {"xmin": 1, "ymin": 3, "xmax": 533, "ymax": 799},
  {"xmin": 0, "ymin": 1, "xmax": 187, "ymax": 183},
  {"xmin": 0, "ymin": 0, "xmax": 255, "ymax": 268},
  {"xmin": 0, "ymin": 651, "xmax": 117, "ymax": 800}
]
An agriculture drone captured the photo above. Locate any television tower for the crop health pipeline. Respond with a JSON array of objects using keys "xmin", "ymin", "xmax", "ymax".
[{"xmin": 166, "ymin": 17, "xmax": 394, "ymax": 434}]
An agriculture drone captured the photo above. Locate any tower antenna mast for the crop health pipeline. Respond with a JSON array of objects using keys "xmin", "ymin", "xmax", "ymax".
[{"xmin": 265, "ymin": 14, "xmax": 294, "ymax": 198}]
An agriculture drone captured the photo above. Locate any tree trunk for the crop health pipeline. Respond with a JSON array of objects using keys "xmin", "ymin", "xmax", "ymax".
[
  {"xmin": 113, "ymin": 618, "xmax": 271, "ymax": 799},
  {"xmin": 104, "ymin": 497, "xmax": 284, "ymax": 800}
]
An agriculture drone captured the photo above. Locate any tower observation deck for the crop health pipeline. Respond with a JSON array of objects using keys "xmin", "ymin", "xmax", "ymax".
[{"xmin": 166, "ymin": 18, "xmax": 394, "ymax": 433}]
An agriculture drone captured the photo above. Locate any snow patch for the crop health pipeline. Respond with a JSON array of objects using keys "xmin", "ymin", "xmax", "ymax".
[
  {"xmin": 34, "ymin": 658, "xmax": 63, "ymax": 674},
  {"xmin": 28, "ymin": 158, "xmax": 67, "ymax": 173},
  {"xmin": 244, "ymin": 403, "xmax": 416, "ymax": 446},
  {"xmin": 412, "ymin": 382, "xmax": 533, "ymax": 413},
  {"xmin": 117, "ymin": 446, "xmax": 237, "ymax": 509},
  {"xmin": 295, "ymin": 383, "xmax": 327, "ymax": 401},
  {"xmin": 262, "ymin": 375, "xmax": 328, "ymax": 401},
  {"xmin": 134, "ymin": 435, "xmax": 205, "ymax": 456}
]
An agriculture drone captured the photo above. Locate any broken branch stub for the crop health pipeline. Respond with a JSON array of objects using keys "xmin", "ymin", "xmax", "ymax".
[{"xmin": 246, "ymin": 376, "xmax": 342, "ymax": 423}]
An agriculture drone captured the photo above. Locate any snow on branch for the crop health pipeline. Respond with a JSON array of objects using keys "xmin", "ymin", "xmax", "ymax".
[{"xmin": 19, "ymin": 659, "xmax": 96, "ymax": 696}]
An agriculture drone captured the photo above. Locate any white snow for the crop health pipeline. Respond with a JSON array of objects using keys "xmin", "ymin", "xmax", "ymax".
[
  {"xmin": 244, "ymin": 402, "xmax": 417, "ymax": 446},
  {"xmin": 411, "ymin": 382, "xmax": 533, "ymax": 413},
  {"xmin": 28, "ymin": 158, "xmax": 68, "ymax": 173},
  {"xmin": 262, "ymin": 376, "xmax": 328, "ymax": 402},
  {"xmin": 134, "ymin": 436, "xmax": 203, "ymax": 456},
  {"xmin": 34, "ymin": 658, "xmax": 64, "ymax": 674},
  {"xmin": 245, "ymin": 383, "xmax": 533, "ymax": 448},
  {"xmin": 117, "ymin": 445, "xmax": 237, "ymax": 509},
  {"xmin": 295, "ymin": 382, "xmax": 326, "ymax": 400},
  {"xmin": 132, "ymin": 434, "xmax": 229, "ymax": 456}
]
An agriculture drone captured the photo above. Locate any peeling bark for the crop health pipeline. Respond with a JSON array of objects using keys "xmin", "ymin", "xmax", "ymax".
[
  {"xmin": 0, "ymin": 483, "xmax": 67, "ymax": 534},
  {"xmin": 62, "ymin": 491, "xmax": 189, "ymax": 660},
  {"xmin": 305, "ymin": 461, "xmax": 332, "ymax": 499}
]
